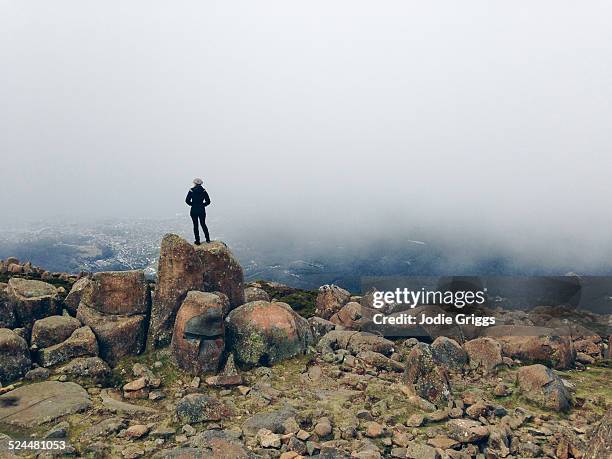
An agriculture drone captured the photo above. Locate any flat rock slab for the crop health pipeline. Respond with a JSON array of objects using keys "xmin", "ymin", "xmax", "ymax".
[
  {"xmin": 100, "ymin": 389, "xmax": 157, "ymax": 415},
  {"xmin": 0, "ymin": 381, "xmax": 91, "ymax": 428}
]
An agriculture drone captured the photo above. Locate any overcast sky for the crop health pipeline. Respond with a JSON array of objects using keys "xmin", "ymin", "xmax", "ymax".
[{"xmin": 1, "ymin": 1, "xmax": 611, "ymax": 267}]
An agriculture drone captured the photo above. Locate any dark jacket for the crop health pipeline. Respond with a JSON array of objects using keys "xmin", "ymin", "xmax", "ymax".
[{"xmin": 186, "ymin": 185, "xmax": 211, "ymax": 215}]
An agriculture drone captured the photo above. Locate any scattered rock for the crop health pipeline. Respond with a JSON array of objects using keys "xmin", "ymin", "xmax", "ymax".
[
  {"xmin": 405, "ymin": 443, "xmax": 439, "ymax": 459},
  {"xmin": 63, "ymin": 276, "xmax": 91, "ymax": 315},
  {"xmin": 242, "ymin": 405, "xmax": 297, "ymax": 435},
  {"xmin": 446, "ymin": 419, "xmax": 489, "ymax": 443},
  {"xmin": 583, "ymin": 407, "xmax": 611, "ymax": 459},
  {"xmin": 364, "ymin": 421, "xmax": 384, "ymax": 438},
  {"xmin": 516, "ymin": 364, "xmax": 571, "ymax": 411},
  {"xmin": 126, "ymin": 424, "xmax": 149, "ymax": 439},
  {"xmin": 205, "ymin": 353, "xmax": 243, "ymax": 386},
  {"xmin": 56, "ymin": 356, "xmax": 111, "ymax": 380},
  {"xmin": 176, "ymin": 393, "xmax": 233, "ymax": 423},
  {"xmin": 24, "ymin": 366, "xmax": 50, "ymax": 381},
  {"xmin": 257, "ymin": 428, "xmax": 281, "ymax": 448}
]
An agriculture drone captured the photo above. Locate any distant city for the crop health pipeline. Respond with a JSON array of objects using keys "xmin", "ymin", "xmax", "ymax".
[{"xmin": 0, "ymin": 216, "xmax": 606, "ymax": 292}]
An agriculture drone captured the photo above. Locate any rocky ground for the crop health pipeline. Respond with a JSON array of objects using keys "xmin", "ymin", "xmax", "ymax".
[{"xmin": 0, "ymin": 238, "xmax": 611, "ymax": 459}]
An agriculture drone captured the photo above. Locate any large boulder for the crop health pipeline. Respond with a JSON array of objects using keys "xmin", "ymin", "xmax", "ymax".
[
  {"xmin": 31, "ymin": 315, "xmax": 82, "ymax": 349},
  {"xmin": 0, "ymin": 328, "xmax": 31, "ymax": 384},
  {"xmin": 0, "ymin": 283, "xmax": 16, "ymax": 329},
  {"xmin": 483, "ymin": 325, "xmax": 575, "ymax": 370},
  {"xmin": 148, "ymin": 234, "xmax": 244, "ymax": 349},
  {"xmin": 195, "ymin": 241, "xmax": 245, "ymax": 309},
  {"xmin": 402, "ymin": 343, "xmax": 452, "ymax": 407},
  {"xmin": 77, "ymin": 304, "xmax": 146, "ymax": 366},
  {"xmin": 37, "ymin": 326, "xmax": 98, "ymax": 367},
  {"xmin": 516, "ymin": 364, "xmax": 571, "ymax": 411},
  {"xmin": 463, "ymin": 337, "xmax": 504, "ymax": 373},
  {"xmin": 226, "ymin": 301, "xmax": 314, "ymax": 368},
  {"xmin": 315, "ymin": 285, "xmax": 350, "ymax": 319},
  {"xmin": 171, "ymin": 291, "xmax": 227, "ymax": 374},
  {"xmin": 80, "ymin": 271, "xmax": 149, "ymax": 315},
  {"xmin": 7, "ymin": 278, "xmax": 60, "ymax": 332}
]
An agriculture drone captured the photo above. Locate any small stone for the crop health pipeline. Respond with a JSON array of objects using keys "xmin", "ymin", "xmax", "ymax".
[
  {"xmin": 237, "ymin": 385, "xmax": 251, "ymax": 395},
  {"xmin": 190, "ymin": 377, "xmax": 201, "ymax": 388},
  {"xmin": 125, "ymin": 424, "xmax": 149, "ymax": 439},
  {"xmin": 122, "ymin": 445, "xmax": 144, "ymax": 458},
  {"xmin": 296, "ymin": 429, "xmax": 310, "ymax": 441},
  {"xmin": 182, "ymin": 424, "xmax": 196, "ymax": 436},
  {"xmin": 314, "ymin": 420, "xmax": 332, "ymax": 438},
  {"xmin": 258, "ymin": 428, "xmax": 281, "ymax": 448},
  {"xmin": 365, "ymin": 421, "xmax": 384, "ymax": 438},
  {"xmin": 493, "ymin": 383, "xmax": 511, "ymax": 397},
  {"xmin": 124, "ymin": 377, "xmax": 147, "ymax": 392},
  {"xmin": 392, "ymin": 431, "xmax": 410, "ymax": 447},
  {"xmin": 406, "ymin": 414, "xmax": 424, "ymax": 427}
]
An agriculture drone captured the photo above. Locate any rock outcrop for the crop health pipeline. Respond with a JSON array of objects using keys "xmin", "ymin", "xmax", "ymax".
[
  {"xmin": 226, "ymin": 301, "xmax": 314, "ymax": 368},
  {"xmin": 171, "ymin": 291, "xmax": 227, "ymax": 374},
  {"xmin": 6, "ymin": 278, "xmax": 60, "ymax": 332},
  {"xmin": 315, "ymin": 284, "xmax": 350, "ymax": 319},
  {"xmin": 0, "ymin": 328, "xmax": 31, "ymax": 384},
  {"xmin": 148, "ymin": 234, "xmax": 244, "ymax": 349}
]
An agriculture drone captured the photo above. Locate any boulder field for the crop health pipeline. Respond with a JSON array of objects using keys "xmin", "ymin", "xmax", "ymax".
[{"xmin": 0, "ymin": 238, "xmax": 610, "ymax": 458}]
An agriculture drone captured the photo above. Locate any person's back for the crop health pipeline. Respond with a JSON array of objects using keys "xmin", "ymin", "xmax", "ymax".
[{"xmin": 185, "ymin": 178, "xmax": 211, "ymax": 244}]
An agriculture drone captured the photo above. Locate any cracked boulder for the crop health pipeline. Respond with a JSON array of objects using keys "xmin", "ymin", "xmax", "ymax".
[{"xmin": 171, "ymin": 291, "xmax": 227, "ymax": 374}]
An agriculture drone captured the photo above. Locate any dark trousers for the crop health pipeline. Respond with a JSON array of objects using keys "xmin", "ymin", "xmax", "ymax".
[{"xmin": 191, "ymin": 213, "xmax": 210, "ymax": 243}]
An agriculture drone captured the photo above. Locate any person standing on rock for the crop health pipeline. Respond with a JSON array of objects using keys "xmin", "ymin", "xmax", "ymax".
[{"xmin": 185, "ymin": 178, "xmax": 211, "ymax": 245}]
